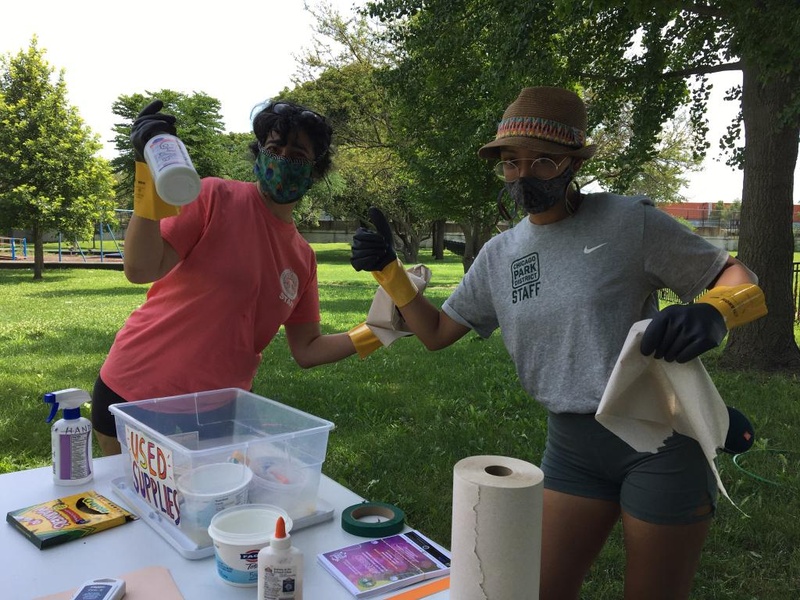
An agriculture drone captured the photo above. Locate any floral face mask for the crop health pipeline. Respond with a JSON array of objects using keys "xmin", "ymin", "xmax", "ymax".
[{"xmin": 254, "ymin": 147, "xmax": 314, "ymax": 204}]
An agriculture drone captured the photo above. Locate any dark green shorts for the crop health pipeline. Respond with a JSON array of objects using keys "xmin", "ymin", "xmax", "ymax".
[{"xmin": 542, "ymin": 412, "xmax": 717, "ymax": 525}]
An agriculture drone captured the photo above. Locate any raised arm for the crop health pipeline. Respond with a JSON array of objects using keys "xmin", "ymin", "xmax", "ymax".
[
  {"xmin": 123, "ymin": 216, "xmax": 180, "ymax": 284},
  {"xmin": 124, "ymin": 100, "xmax": 182, "ymax": 283},
  {"xmin": 351, "ymin": 207, "xmax": 470, "ymax": 351}
]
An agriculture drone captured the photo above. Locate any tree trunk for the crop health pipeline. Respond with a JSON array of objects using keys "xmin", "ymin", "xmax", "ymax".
[
  {"xmin": 398, "ymin": 230, "xmax": 421, "ymax": 264},
  {"xmin": 432, "ymin": 219, "xmax": 445, "ymax": 260},
  {"xmin": 33, "ymin": 223, "xmax": 44, "ymax": 281},
  {"xmin": 720, "ymin": 60, "xmax": 800, "ymax": 372},
  {"xmin": 459, "ymin": 219, "xmax": 495, "ymax": 273},
  {"xmin": 460, "ymin": 226, "xmax": 477, "ymax": 272},
  {"xmin": 394, "ymin": 216, "xmax": 422, "ymax": 264}
]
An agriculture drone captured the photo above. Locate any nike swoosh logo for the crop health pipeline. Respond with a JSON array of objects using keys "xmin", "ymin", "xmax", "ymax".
[{"xmin": 583, "ymin": 243, "xmax": 607, "ymax": 254}]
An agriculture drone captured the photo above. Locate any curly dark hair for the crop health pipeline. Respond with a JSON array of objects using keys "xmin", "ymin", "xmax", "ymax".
[{"xmin": 249, "ymin": 100, "xmax": 334, "ymax": 179}]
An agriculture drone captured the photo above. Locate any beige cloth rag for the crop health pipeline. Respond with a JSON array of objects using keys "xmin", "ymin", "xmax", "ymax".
[
  {"xmin": 366, "ymin": 264, "xmax": 432, "ymax": 346},
  {"xmin": 596, "ymin": 319, "xmax": 733, "ymax": 504}
]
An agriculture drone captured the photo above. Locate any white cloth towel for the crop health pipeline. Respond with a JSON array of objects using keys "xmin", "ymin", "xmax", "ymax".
[
  {"xmin": 365, "ymin": 264, "xmax": 431, "ymax": 346},
  {"xmin": 596, "ymin": 319, "xmax": 733, "ymax": 503}
]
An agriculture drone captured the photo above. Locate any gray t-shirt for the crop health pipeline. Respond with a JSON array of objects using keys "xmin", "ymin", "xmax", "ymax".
[{"xmin": 442, "ymin": 193, "xmax": 729, "ymax": 414}]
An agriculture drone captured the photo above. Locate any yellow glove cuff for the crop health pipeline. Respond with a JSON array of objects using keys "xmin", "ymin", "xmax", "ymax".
[
  {"xmin": 134, "ymin": 161, "xmax": 181, "ymax": 220},
  {"xmin": 372, "ymin": 259, "xmax": 418, "ymax": 308},
  {"xmin": 697, "ymin": 283, "xmax": 767, "ymax": 329},
  {"xmin": 348, "ymin": 322, "xmax": 383, "ymax": 359}
]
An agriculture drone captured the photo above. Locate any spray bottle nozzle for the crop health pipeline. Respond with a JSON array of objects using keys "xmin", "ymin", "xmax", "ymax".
[
  {"xmin": 44, "ymin": 388, "xmax": 91, "ymax": 423},
  {"xmin": 44, "ymin": 394, "xmax": 59, "ymax": 423}
]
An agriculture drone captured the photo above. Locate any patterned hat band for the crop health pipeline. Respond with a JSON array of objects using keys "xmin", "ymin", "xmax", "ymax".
[{"xmin": 496, "ymin": 116, "xmax": 586, "ymax": 149}]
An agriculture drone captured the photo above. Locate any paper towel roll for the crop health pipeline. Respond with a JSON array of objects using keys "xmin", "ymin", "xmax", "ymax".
[{"xmin": 450, "ymin": 455, "xmax": 544, "ymax": 600}]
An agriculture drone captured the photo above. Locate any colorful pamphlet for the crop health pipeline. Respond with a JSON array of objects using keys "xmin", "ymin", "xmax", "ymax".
[
  {"xmin": 6, "ymin": 490, "xmax": 137, "ymax": 549},
  {"xmin": 317, "ymin": 530, "xmax": 450, "ymax": 598}
]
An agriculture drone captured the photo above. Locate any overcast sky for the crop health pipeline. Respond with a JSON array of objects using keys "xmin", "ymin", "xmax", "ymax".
[{"xmin": 3, "ymin": 1, "xmax": 797, "ymax": 204}]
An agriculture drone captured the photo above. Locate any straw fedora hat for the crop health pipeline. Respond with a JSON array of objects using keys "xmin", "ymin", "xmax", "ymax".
[{"xmin": 478, "ymin": 86, "xmax": 596, "ymax": 160}]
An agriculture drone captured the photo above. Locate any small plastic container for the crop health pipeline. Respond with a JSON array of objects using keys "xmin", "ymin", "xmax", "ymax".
[
  {"xmin": 248, "ymin": 455, "xmax": 310, "ymax": 519},
  {"xmin": 144, "ymin": 133, "xmax": 201, "ymax": 206},
  {"xmin": 176, "ymin": 462, "xmax": 252, "ymax": 546},
  {"xmin": 208, "ymin": 504, "xmax": 292, "ymax": 587}
]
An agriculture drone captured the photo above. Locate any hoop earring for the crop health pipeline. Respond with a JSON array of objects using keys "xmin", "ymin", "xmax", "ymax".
[
  {"xmin": 497, "ymin": 187, "xmax": 518, "ymax": 221},
  {"xmin": 565, "ymin": 180, "xmax": 582, "ymax": 216}
]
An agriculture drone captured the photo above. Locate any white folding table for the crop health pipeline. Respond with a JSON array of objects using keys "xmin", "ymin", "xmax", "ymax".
[{"xmin": 0, "ymin": 454, "xmax": 449, "ymax": 599}]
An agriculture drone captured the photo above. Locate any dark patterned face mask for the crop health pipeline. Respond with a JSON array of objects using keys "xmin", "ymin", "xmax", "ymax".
[
  {"xmin": 505, "ymin": 164, "xmax": 574, "ymax": 214},
  {"xmin": 254, "ymin": 147, "xmax": 314, "ymax": 204}
]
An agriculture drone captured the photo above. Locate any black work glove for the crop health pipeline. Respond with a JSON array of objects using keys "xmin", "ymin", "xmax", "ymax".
[
  {"xmin": 351, "ymin": 207, "xmax": 397, "ymax": 271},
  {"xmin": 130, "ymin": 99, "xmax": 177, "ymax": 162},
  {"xmin": 640, "ymin": 303, "xmax": 727, "ymax": 363}
]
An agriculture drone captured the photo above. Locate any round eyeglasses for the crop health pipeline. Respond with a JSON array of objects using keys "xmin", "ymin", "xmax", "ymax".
[{"xmin": 493, "ymin": 157, "xmax": 569, "ymax": 182}]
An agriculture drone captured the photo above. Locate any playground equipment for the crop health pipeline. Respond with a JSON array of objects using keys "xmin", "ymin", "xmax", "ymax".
[
  {"xmin": 0, "ymin": 236, "xmax": 28, "ymax": 260},
  {"xmin": 97, "ymin": 215, "xmax": 126, "ymax": 260},
  {"xmin": 54, "ymin": 213, "xmax": 128, "ymax": 262}
]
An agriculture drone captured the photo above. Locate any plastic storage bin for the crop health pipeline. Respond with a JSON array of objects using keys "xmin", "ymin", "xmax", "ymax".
[{"xmin": 109, "ymin": 388, "xmax": 334, "ymax": 558}]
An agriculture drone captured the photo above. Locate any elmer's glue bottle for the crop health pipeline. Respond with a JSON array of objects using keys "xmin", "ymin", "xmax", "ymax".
[
  {"xmin": 44, "ymin": 388, "xmax": 93, "ymax": 485},
  {"xmin": 258, "ymin": 516, "xmax": 303, "ymax": 600}
]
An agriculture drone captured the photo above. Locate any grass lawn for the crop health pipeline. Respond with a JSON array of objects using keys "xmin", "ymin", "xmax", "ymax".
[{"xmin": 1, "ymin": 243, "xmax": 798, "ymax": 599}]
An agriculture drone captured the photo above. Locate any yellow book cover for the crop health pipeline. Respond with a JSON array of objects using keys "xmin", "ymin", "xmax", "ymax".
[{"xmin": 6, "ymin": 490, "xmax": 137, "ymax": 549}]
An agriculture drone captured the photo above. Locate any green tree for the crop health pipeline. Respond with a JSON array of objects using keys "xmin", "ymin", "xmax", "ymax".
[
  {"xmin": 723, "ymin": 200, "xmax": 741, "ymax": 222},
  {"xmin": 0, "ymin": 38, "xmax": 116, "ymax": 280},
  {"xmin": 367, "ymin": 1, "xmax": 704, "ymax": 270},
  {"xmin": 554, "ymin": 0, "xmax": 800, "ymax": 370},
  {"xmin": 369, "ymin": 0, "xmax": 518, "ymax": 270},
  {"xmin": 588, "ymin": 109, "xmax": 703, "ymax": 204},
  {"xmin": 218, "ymin": 131, "xmax": 256, "ymax": 183},
  {"xmin": 294, "ymin": 170, "xmax": 349, "ymax": 229},
  {"xmin": 286, "ymin": 3, "xmax": 433, "ymax": 263},
  {"xmin": 109, "ymin": 91, "xmax": 227, "ymax": 207},
  {"xmin": 369, "ymin": 0, "xmax": 800, "ymax": 370}
]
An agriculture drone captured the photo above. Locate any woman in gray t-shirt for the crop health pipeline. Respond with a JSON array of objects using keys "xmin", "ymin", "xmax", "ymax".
[{"xmin": 351, "ymin": 86, "xmax": 765, "ymax": 600}]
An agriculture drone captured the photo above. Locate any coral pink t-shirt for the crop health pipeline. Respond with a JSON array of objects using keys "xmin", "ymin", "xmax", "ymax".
[{"xmin": 101, "ymin": 178, "xmax": 320, "ymax": 403}]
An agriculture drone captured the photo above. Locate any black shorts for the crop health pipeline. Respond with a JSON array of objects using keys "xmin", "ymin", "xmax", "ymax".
[
  {"xmin": 91, "ymin": 376, "xmax": 236, "ymax": 440},
  {"xmin": 91, "ymin": 376, "xmax": 127, "ymax": 437},
  {"xmin": 542, "ymin": 412, "xmax": 717, "ymax": 525}
]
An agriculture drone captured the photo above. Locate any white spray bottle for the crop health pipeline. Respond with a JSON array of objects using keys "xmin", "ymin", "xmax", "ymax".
[
  {"xmin": 44, "ymin": 388, "xmax": 93, "ymax": 485},
  {"xmin": 143, "ymin": 133, "xmax": 202, "ymax": 206}
]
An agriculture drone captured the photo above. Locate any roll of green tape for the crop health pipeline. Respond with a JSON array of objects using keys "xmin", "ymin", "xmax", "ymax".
[{"xmin": 341, "ymin": 501, "xmax": 405, "ymax": 537}]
